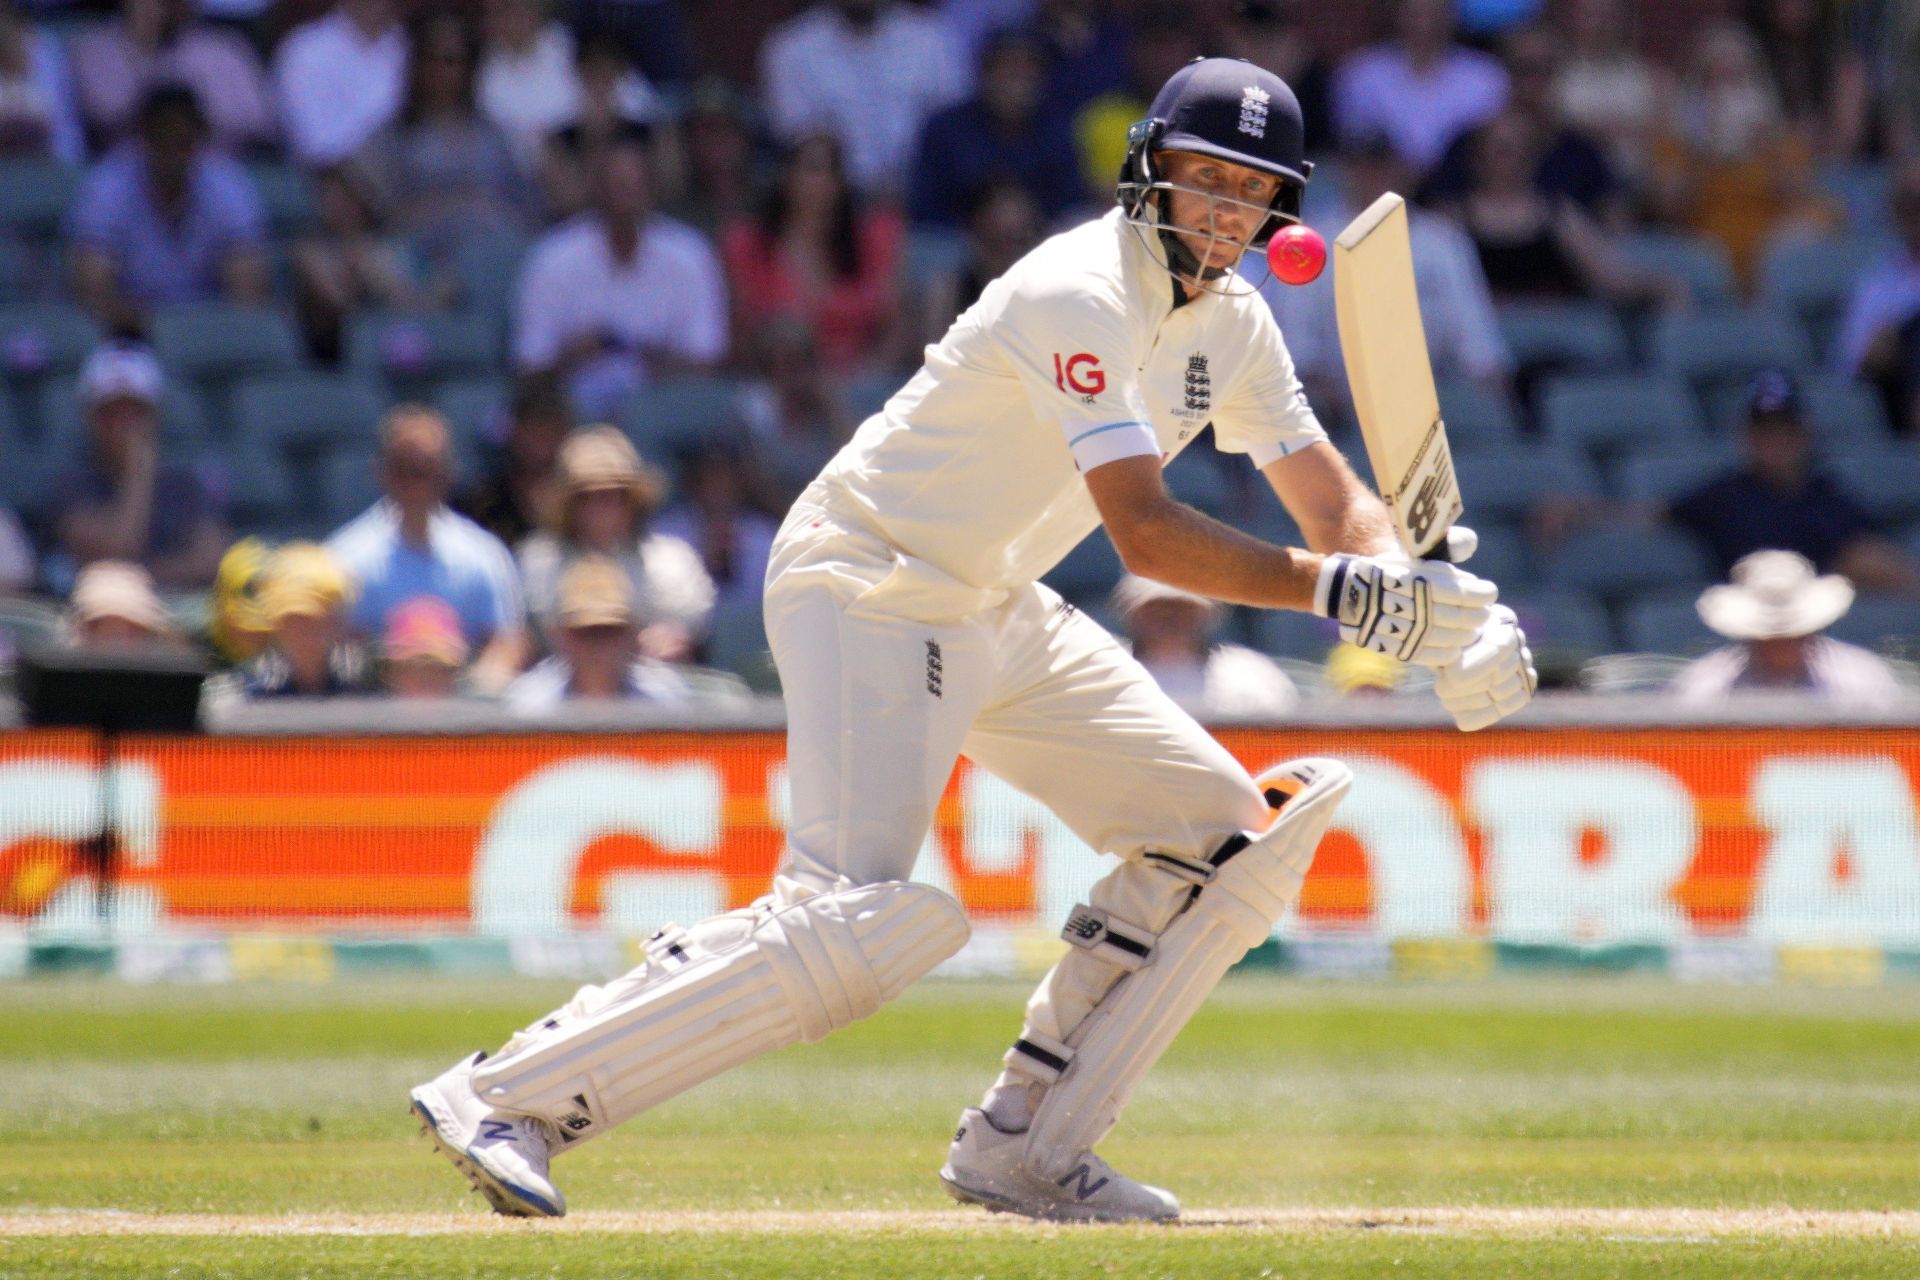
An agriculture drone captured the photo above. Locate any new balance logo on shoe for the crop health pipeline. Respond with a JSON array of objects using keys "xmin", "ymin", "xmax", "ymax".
[
  {"xmin": 479, "ymin": 1120, "xmax": 515, "ymax": 1142},
  {"xmin": 1057, "ymin": 1162, "xmax": 1111, "ymax": 1200}
]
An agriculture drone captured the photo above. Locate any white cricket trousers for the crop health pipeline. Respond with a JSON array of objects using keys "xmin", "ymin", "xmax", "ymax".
[{"xmin": 764, "ymin": 484, "xmax": 1273, "ymax": 1053}]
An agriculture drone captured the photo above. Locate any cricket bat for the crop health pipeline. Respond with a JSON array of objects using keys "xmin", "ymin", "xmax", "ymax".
[{"xmin": 1333, "ymin": 193, "xmax": 1464, "ymax": 562}]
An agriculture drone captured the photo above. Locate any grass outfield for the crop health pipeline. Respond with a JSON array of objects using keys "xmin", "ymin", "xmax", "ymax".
[{"xmin": 2, "ymin": 975, "xmax": 1918, "ymax": 1277}]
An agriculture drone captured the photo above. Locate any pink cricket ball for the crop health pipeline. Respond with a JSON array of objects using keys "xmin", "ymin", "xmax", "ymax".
[{"xmin": 1266, "ymin": 224, "xmax": 1327, "ymax": 285}]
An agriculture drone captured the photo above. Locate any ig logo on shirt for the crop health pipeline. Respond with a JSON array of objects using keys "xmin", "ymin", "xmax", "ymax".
[{"xmin": 1053, "ymin": 352, "xmax": 1105, "ymax": 402}]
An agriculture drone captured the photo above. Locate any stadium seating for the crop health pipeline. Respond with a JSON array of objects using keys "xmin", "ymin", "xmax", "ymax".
[
  {"xmin": 35, "ymin": 375, "xmax": 211, "ymax": 467},
  {"xmin": 1247, "ymin": 604, "xmax": 1342, "ymax": 663},
  {"xmin": 1452, "ymin": 445, "xmax": 1602, "ymax": 525},
  {"xmin": 1435, "ymin": 377, "xmax": 1522, "ymax": 449},
  {"xmin": 617, "ymin": 377, "xmax": 743, "ymax": 458},
  {"xmin": 1495, "ymin": 301, "xmax": 1633, "ymax": 375},
  {"xmin": 316, "ymin": 446, "xmax": 383, "ymax": 529},
  {"xmin": 344, "ymin": 310, "xmax": 499, "ymax": 400},
  {"xmin": 0, "ymin": 157, "xmax": 79, "ymax": 246},
  {"xmin": 1758, "ymin": 232, "xmax": 1888, "ymax": 361},
  {"xmin": 1614, "ymin": 230, "xmax": 1738, "ymax": 305},
  {"xmin": 1702, "ymin": 373, "xmax": 1895, "ymax": 449},
  {"xmin": 0, "ymin": 301, "xmax": 101, "ymax": 386},
  {"xmin": 151, "ymin": 302, "xmax": 304, "ymax": 428},
  {"xmin": 1651, "ymin": 309, "xmax": 1813, "ymax": 402},
  {"xmin": 1041, "ymin": 527, "xmax": 1123, "ymax": 608},
  {"xmin": 1827, "ymin": 594, "xmax": 1918, "ymax": 651},
  {"xmin": 1614, "ymin": 443, "xmax": 1742, "ymax": 506},
  {"xmin": 1620, "ymin": 597, "xmax": 1716, "ymax": 655},
  {"xmin": 903, "ymin": 228, "xmax": 968, "ymax": 294},
  {"xmin": 1827, "ymin": 449, "xmax": 1920, "ymax": 525},
  {"xmin": 1163, "ymin": 447, "xmax": 1235, "ymax": 516},
  {"xmin": 244, "ymin": 162, "xmax": 316, "ymax": 239},
  {"xmin": 1503, "ymin": 591, "xmax": 1616, "ymax": 657},
  {"xmin": 1460, "ymin": 521, "xmax": 1530, "ymax": 591},
  {"xmin": 1542, "ymin": 526, "xmax": 1713, "ymax": 605},
  {"xmin": 453, "ymin": 229, "xmax": 533, "ymax": 337},
  {"xmin": 432, "ymin": 376, "xmax": 511, "ymax": 476},
  {"xmin": 705, "ymin": 595, "xmax": 778, "ymax": 691},
  {"xmin": 1537, "ymin": 373, "xmax": 1707, "ymax": 469}
]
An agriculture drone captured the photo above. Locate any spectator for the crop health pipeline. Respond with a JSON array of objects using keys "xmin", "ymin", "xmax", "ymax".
[
  {"xmin": 241, "ymin": 541, "xmax": 366, "ymax": 698},
  {"xmin": 1029, "ymin": 0, "xmax": 1130, "ymax": 118},
  {"xmin": 52, "ymin": 342, "xmax": 227, "ymax": 590},
  {"xmin": 517, "ymin": 424, "xmax": 714, "ymax": 661},
  {"xmin": 654, "ymin": 438, "xmax": 779, "ymax": 620},
  {"xmin": 506, "ymin": 553, "xmax": 690, "ymax": 710},
  {"xmin": 207, "ymin": 535, "xmax": 271, "ymax": 664},
  {"xmin": 70, "ymin": 0, "xmax": 276, "ymax": 154},
  {"xmin": 0, "ymin": 0, "xmax": 84, "ymax": 163},
  {"xmin": 1552, "ymin": 0, "xmax": 1664, "ymax": 194},
  {"xmin": 908, "ymin": 29, "xmax": 1087, "ymax": 230},
  {"xmin": 917, "ymin": 178, "xmax": 1044, "ymax": 350},
  {"xmin": 564, "ymin": 0, "xmax": 697, "ymax": 93},
  {"xmin": 760, "ymin": 0, "xmax": 964, "ymax": 197},
  {"xmin": 1836, "ymin": 165, "xmax": 1920, "ymax": 437},
  {"xmin": 513, "ymin": 133, "xmax": 727, "ymax": 419},
  {"xmin": 664, "ymin": 76, "xmax": 756, "ymax": 236},
  {"xmin": 1325, "ymin": 640, "xmax": 1407, "ymax": 697},
  {"xmin": 455, "ymin": 374, "xmax": 574, "ymax": 549},
  {"xmin": 1072, "ymin": 6, "xmax": 1198, "ymax": 199},
  {"xmin": 1333, "ymin": 0, "xmax": 1508, "ymax": 179},
  {"xmin": 1748, "ymin": 0, "xmax": 1869, "ymax": 161},
  {"xmin": 1452, "ymin": 110, "xmax": 1685, "ymax": 309},
  {"xmin": 273, "ymin": 0, "xmax": 407, "ymax": 166},
  {"xmin": 67, "ymin": 83, "xmax": 270, "ymax": 331},
  {"xmin": 1112, "ymin": 574, "xmax": 1298, "ymax": 718},
  {"xmin": 1669, "ymin": 549, "xmax": 1903, "ymax": 708},
  {"xmin": 63, "ymin": 559, "xmax": 182, "ymax": 652},
  {"xmin": 1666, "ymin": 369, "xmax": 1920, "ymax": 597},
  {"xmin": 0, "ymin": 502, "xmax": 29, "ymax": 593},
  {"xmin": 326, "ymin": 405, "xmax": 530, "ymax": 692},
  {"xmin": 536, "ymin": 34, "xmax": 664, "ymax": 220},
  {"xmin": 722, "ymin": 133, "xmax": 903, "ymax": 377},
  {"xmin": 378, "ymin": 593, "xmax": 468, "ymax": 698},
  {"xmin": 1224, "ymin": 0, "xmax": 1332, "ymax": 156},
  {"xmin": 350, "ymin": 14, "xmax": 531, "ymax": 266},
  {"xmin": 477, "ymin": 0, "xmax": 588, "ymax": 172},
  {"xmin": 1259, "ymin": 135, "xmax": 1511, "ymax": 427},
  {"xmin": 735, "ymin": 317, "xmax": 857, "ymax": 506},
  {"xmin": 292, "ymin": 163, "xmax": 452, "ymax": 363},
  {"xmin": 1422, "ymin": 24, "xmax": 1622, "ymax": 223},
  {"xmin": 1651, "ymin": 20, "xmax": 1839, "ymax": 288}
]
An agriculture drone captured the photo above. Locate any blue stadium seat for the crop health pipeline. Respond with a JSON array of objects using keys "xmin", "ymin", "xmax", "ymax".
[
  {"xmin": 706, "ymin": 595, "xmax": 777, "ymax": 690},
  {"xmin": 231, "ymin": 372, "xmax": 385, "ymax": 452},
  {"xmin": 1621, "ymin": 597, "xmax": 1717, "ymax": 655},
  {"xmin": 1614, "ymin": 443, "xmax": 1742, "ymax": 506},
  {"xmin": 1463, "ymin": 522, "xmax": 1532, "ymax": 593},
  {"xmin": 1452, "ymin": 445, "xmax": 1602, "ymax": 526},
  {"xmin": 1041, "ymin": 527, "xmax": 1124, "ymax": 608},
  {"xmin": 0, "ymin": 302, "xmax": 101, "ymax": 385},
  {"xmin": 151, "ymin": 303, "xmax": 304, "ymax": 424},
  {"xmin": 0, "ymin": 157, "xmax": 80, "ymax": 243},
  {"xmin": 1537, "ymin": 373, "xmax": 1707, "ymax": 470},
  {"xmin": 1759, "ymin": 233, "xmax": 1888, "ymax": 361},
  {"xmin": 904, "ymin": 228, "xmax": 968, "ymax": 293},
  {"xmin": 1827, "ymin": 448, "xmax": 1920, "ymax": 525},
  {"xmin": 1247, "ymin": 606, "xmax": 1342, "ymax": 663},
  {"xmin": 244, "ymin": 161, "xmax": 315, "ymax": 238},
  {"xmin": 1542, "ymin": 527, "xmax": 1713, "ymax": 605},
  {"xmin": 1818, "ymin": 161, "xmax": 1891, "ymax": 235},
  {"xmin": 35, "ymin": 376, "xmax": 210, "ymax": 475},
  {"xmin": 1615, "ymin": 231, "xmax": 1738, "ymax": 305},
  {"xmin": 617, "ymin": 377, "xmax": 743, "ymax": 458},
  {"xmin": 1705, "ymin": 373, "xmax": 1894, "ymax": 450},
  {"xmin": 432, "ymin": 376, "xmax": 509, "ymax": 477},
  {"xmin": 0, "ymin": 236, "xmax": 29, "ymax": 303},
  {"xmin": 317, "ymin": 446, "xmax": 383, "ymax": 528},
  {"xmin": 453, "ymin": 229, "xmax": 533, "ymax": 337},
  {"xmin": 1651, "ymin": 309, "xmax": 1812, "ymax": 398},
  {"xmin": 1164, "ymin": 448, "xmax": 1235, "ymax": 517},
  {"xmin": 1504, "ymin": 591, "xmax": 1616, "ymax": 657},
  {"xmin": 344, "ymin": 310, "xmax": 499, "ymax": 399},
  {"xmin": 1827, "ymin": 594, "xmax": 1917, "ymax": 651},
  {"xmin": 1436, "ymin": 377, "xmax": 1522, "ymax": 449},
  {"xmin": 1496, "ymin": 301, "xmax": 1633, "ymax": 374}
]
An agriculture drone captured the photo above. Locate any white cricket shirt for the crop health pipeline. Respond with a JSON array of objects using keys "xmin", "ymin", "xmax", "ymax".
[{"xmin": 817, "ymin": 208, "xmax": 1328, "ymax": 592}]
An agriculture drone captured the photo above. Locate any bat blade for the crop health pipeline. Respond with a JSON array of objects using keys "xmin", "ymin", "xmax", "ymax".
[{"xmin": 1333, "ymin": 192, "xmax": 1464, "ymax": 560}]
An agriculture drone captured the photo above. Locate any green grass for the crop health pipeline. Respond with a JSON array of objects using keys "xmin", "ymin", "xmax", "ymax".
[{"xmin": 2, "ymin": 975, "xmax": 1918, "ymax": 1277}]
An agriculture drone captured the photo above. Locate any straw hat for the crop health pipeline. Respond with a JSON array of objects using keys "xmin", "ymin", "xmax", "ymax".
[
  {"xmin": 556, "ymin": 555, "xmax": 636, "ymax": 628},
  {"xmin": 558, "ymin": 425, "xmax": 665, "ymax": 512},
  {"xmin": 69, "ymin": 560, "xmax": 172, "ymax": 635},
  {"xmin": 1695, "ymin": 550, "xmax": 1854, "ymax": 641}
]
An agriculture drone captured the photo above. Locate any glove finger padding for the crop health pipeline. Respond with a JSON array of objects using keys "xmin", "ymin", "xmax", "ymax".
[
  {"xmin": 1315, "ymin": 554, "xmax": 1498, "ymax": 668},
  {"xmin": 1436, "ymin": 611, "xmax": 1536, "ymax": 731}
]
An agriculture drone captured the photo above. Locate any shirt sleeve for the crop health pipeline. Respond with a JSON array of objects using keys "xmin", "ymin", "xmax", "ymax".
[
  {"xmin": 1215, "ymin": 301, "xmax": 1329, "ymax": 468},
  {"xmin": 995, "ymin": 277, "xmax": 1158, "ymax": 471},
  {"xmin": 512, "ymin": 239, "xmax": 568, "ymax": 369}
]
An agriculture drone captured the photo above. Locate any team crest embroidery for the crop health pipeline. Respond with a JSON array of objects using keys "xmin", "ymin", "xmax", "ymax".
[
  {"xmin": 1238, "ymin": 85, "xmax": 1270, "ymax": 138},
  {"xmin": 1181, "ymin": 353, "xmax": 1211, "ymax": 418}
]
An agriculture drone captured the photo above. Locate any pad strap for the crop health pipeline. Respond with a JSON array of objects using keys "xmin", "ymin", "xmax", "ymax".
[{"xmin": 1007, "ymin": 1029, "xmax": 1076, "ymax": 1085}]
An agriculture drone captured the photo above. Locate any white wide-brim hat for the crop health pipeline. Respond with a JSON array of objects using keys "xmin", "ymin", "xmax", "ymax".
[{"xmin": 1696, "ymin": 549, "xmax": 1854, "ymax": 641}]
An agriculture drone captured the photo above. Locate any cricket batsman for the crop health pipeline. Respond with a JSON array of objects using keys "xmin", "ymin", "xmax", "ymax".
[{"xmin": 409, "ymin": 57, "xmax": 1536, "ymax": 1223}]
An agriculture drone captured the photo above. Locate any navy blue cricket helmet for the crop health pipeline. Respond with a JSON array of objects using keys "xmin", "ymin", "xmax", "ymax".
[{"xmin": 1119, "ymin": 56, "xmax": 1313, "ymax": 251}]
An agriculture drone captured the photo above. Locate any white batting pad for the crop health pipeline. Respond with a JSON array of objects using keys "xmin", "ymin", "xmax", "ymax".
[
  {"xmin": 470, "ymin": 877, "xmax": 969, "ymax": 1142},
  {"xmin": 1021, "ymin": 758, "xmax": 1352, "ymax": 1178}
]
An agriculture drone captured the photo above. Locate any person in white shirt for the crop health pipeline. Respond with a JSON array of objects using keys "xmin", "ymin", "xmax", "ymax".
[
  {"xmin": 760, "ymin": 0, "xmax": 965, "ymax": 196},
  {"xmin": 272, "ymin": 0, "xmax": 407, "ymax": 166},
  {"xmin": 512, "ymin": 133, "xmax": 727, "ymax": 419},
  {"xmin": 1113, "ymin": 573, "xmax": 1298, "ymax": 717},
  {"xmin": 408, "ymin": 57, "xmax": 1533, "ymax": 1228},
  {"xmin": 1333, "ymin": 0, "xmax": 1509, "ymax": 177},
  {"xmin": 1670, "ymin": 550, "xmax": 1906, "ymax": 709},
  {"xmin": 506, "ymin": 555, "xmax": 690, "ymax": 711},
  {"xmin": 477, "ymin": 0, "xmax": 585, "ymax": 171}
]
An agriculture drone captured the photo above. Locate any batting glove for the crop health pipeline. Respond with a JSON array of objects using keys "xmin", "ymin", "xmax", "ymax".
[
  {"xmin": 1433, "ymin": 605, "xmax": 1536, "ymax": 731},
  {"xmin": 1312, "ymin": 552, "xmax": 1497, "ymax": 668}
]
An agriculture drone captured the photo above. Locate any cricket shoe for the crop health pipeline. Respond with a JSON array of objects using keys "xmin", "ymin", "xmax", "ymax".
[
  {"xmin": 409, "ymin": 1051, "xmax": 566, "ymax": 1217},
  {"xmin": 938, "ymin": 1106, "xmax": 1179, "ymax": 1223}
]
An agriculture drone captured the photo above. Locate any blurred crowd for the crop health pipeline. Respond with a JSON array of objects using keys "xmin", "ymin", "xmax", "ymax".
[{"xmin": 0, "ymin": 0, "xmax": 1917, "ymax": 715}]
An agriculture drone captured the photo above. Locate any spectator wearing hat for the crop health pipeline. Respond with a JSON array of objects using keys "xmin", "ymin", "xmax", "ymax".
[
  {"xmin": 327, "ymin": 405, "xmax": 530, "ymax": 692},
  {"xmin": 51, "ymin": 342, "xmax": 228, "ymax": 591},
  {"xmin": 517, "ymin": 424, "xmax": 714, "ymax": 660},
  {"xmin": 380, "ymin": 594, "xmax": 470, "ymax": 699},
  {"xmin": 242, "ymin": 542, "xmax": 367, "ymax": 698},
  {"xmin": 1665, "ymin": 369, "xmax": 1920, "ymax": 597},
  {"xmin": 63, "ymin": 559, "xmax": 183, "ymax": 652},
  {"xmin": 67, "ymin": 82, "xmax": 270, "ymax": 332},
  {"xmin": 1669, "ymin": 550, "xmax": 1904, "ymax": 708},
  {"xmin": 70, "ymin": 0, "xmax": 278, "ymax": 153},
  {"xmin": 455, "ymin": 374, "xmax": 574, "ymax": 550},
  {"xmin": 1111, "ymin": 574, "xmax": 1298, "ymax": 718},
  {"xmin": 207, "ymin": 535, "xmax": 272, "ymax": 664},
  {"xmin": 506, "ymin": 554, "xmax": 690, "ymax": 710},
  {"xmin": 513, "ymin": 132, "xmax": 727, "ymax": 420}
]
